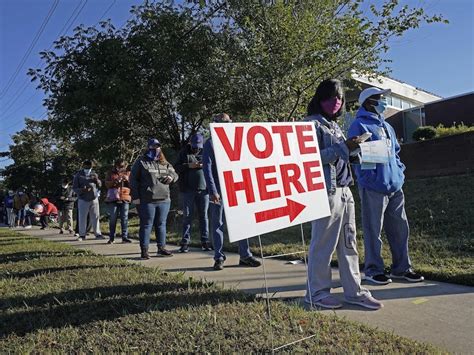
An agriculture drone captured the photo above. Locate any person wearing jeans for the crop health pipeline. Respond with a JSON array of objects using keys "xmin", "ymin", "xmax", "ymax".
[
  {"xmin": 105, "ymin": 159, "xmax": 132, "ymax": 244},
  {"xmin": 202, "ymin": 113, "xmax": 261, "ymax": 271},
  {"xmin": 175, "ymin": 133, "xmax": 210, "ymax": 253},
  {"xmin": 130, "ymin": 138, "xmax": 178, "ymax": 259},
  {"xmin": 73, "ymin": 160, "xmax": 104, "ymax": 241},
  {"xmin": 304, "ymin": 79, "xmax": 383, "ymax": 310},
  {"xmin": 348, "ymin": 87, "xmax": 424, "ymax": 285}
]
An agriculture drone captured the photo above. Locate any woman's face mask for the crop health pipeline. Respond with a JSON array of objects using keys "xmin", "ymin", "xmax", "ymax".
[
  {"xmin": 370, "ymin": 98, "xmax": 388, "ymax": 114},
  {"xmin": 146, "ymin": 147, "xmax": 161, "ymax": 161},
  {"xmin": 320, "ymin": 97, "xmax": 343, "ymax": 116}
]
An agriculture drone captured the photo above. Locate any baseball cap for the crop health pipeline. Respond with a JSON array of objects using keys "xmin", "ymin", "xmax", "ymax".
[
  {"xmin": 212, "ymin": 113, "xmax": 232, "ymax": 123},
  {"xmin": 358, "ymin": 87, "xmax": 391, "ymax": 105},
  {"xmin": 148, "ymin": 138, "xmax": 161, "ymax": 147},
  {"xmin": 190, "ymin": 134, "xmax": 204, "ymax": 148}
]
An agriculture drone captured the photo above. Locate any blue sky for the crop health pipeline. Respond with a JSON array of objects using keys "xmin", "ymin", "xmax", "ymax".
[{"xmin": 1, "ymin": 0, "xmax": 473, "ymax": 169}]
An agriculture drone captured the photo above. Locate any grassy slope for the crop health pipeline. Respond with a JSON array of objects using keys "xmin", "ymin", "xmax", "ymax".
[
  {"xmin": 0, "ymin": 230, "xmax": 439, "ymax": 353},
  {"xmin": 103, "ymin": 174, "xmax": 473, "ymax": 286}
]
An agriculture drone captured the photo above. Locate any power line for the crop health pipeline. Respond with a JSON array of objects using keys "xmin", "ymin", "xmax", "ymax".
[{"xmin": 0, "ymin": 0, "xmax": 60, "ymax": 99}]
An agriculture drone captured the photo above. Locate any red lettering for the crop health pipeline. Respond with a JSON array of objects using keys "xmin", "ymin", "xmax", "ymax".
[
  {"xmin": 215, "ymin": 126, "xmax": 243, "ymax": 161},
  {"xmin": 280, "ymin": 164, "xmax": 305, "ymax": 196},
  {"xmin": 255, "ymin": 166, "xmax": 281, "ymax": 201},
  {"xmin": 223, "ymin": 169, "xmax": 255, "ymax": 207},
  {"xmin": 247, "ymin": 126, "xmax": 273, "ymax": 159},
  {"xmin": 303, "ymin": 161, "xmax": 325, "ymax": 191},
  {"xmin": 271, "ymin": 125, "xmax": 293, "ymax": 156},
  {"xmin": 296, "ymin": 125, "xmax": 317, "ymax": 155}
]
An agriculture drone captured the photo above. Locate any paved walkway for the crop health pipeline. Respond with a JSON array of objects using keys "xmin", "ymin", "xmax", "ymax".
[{"xmin": 12, "ymin": 227, "xmax": 474, "ymax": 353}]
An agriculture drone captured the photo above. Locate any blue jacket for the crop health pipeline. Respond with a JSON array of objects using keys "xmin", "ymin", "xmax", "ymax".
[
  {"xmin": 348, "ymin": 107, "xmax": 405, "ymax": 194},
  {"xmin": 304, "ymin": 114, "xmax": 351, "ymax": 195},
  {"xmin": 202, "ymin": 138, "xmax": 220, "ymax": 196}
]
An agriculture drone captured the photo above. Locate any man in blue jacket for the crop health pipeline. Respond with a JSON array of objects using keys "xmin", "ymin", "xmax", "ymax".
[
  {"xmin": 348, "ymin": 87, "xmax": 424, "ymax": 285},
  {"xmin": 203, "ymin": 113, "xmax": 261, "ymax": 271}
]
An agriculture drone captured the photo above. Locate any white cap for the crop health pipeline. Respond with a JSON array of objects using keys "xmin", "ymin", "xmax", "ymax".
[{"xmin": 358, "ymin": 87, "xmax": 391, "ymax": 105}]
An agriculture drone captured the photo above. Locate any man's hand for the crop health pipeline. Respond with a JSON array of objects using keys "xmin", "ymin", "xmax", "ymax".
[
  {"xmin": 345, "ymin": 137, "xmax": 360, "ymax": 152},
  {"xmin": 210, "ymin": 193, "xmax": 221, "ymax": 203},
  {"xmin": 132, "ymin": 199, "xmax": 140, "ymax": 205}
]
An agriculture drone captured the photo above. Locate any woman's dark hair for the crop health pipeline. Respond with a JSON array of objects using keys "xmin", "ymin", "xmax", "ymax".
[{"xmin": 306, "ymin": 79, "xmax": 345, "ymax": 117}]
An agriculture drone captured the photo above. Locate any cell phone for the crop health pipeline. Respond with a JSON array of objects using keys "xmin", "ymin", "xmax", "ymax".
[{"xmin": 359, "ymin": 132, "xmax": 372, "ymax": 142}]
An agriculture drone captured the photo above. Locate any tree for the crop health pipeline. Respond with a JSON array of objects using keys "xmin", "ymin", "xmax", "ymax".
[
  {"xmin": 2, "ymin": 118, "xmax": 78, "ymax": 194},
  {"xmin": 215, "ymin": 0, "xmax": 446, "ymax": 121}
]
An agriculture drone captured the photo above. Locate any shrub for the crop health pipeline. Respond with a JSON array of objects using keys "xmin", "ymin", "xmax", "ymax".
[{"xmin": 412, "ymin": 126, "xmax": 437, "ymax": 141}]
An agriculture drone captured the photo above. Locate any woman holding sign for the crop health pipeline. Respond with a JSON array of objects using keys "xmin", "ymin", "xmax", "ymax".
[{"xmin": 303, "ymin": 79, "xmax": 383, "ymax": 310}]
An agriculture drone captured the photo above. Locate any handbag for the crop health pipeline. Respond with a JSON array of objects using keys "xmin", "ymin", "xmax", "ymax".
[{"xmin": 106, "ymin": 188, "xmax": 120, "ymax": 202}]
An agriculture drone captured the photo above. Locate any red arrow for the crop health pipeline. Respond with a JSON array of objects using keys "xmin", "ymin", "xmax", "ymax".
[{"xmin": 254, "ymin": 198, "xmax": 306, "ymax": 223}]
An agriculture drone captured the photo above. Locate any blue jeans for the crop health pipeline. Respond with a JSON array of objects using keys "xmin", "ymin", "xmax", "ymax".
[
  {"xmin": 138, "ymin": 200, "xmax": 171, "ymax": 248},
  {"xmin": 181, "ymin": 190, "xmax": 209, "ymax": 244},
  {"xmin": 209, "ymin": 201, "xmax": 252, "ymax": 261},
  {"xmin": 359, "ymin": 187, "xmax": 412, "ymax": 276},
  {"xmin": 108, "ymin": 202, "xmax": 129, "ymax": 239}
]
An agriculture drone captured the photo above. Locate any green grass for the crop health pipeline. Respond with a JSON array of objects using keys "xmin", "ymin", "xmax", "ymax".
[
  {"xmin": 0, "ymin": 230, "xmax": 440, "ymax": 353},
  {"xmin": 102, "ymin": 174, "xmax": 474, "ymax": 286}
]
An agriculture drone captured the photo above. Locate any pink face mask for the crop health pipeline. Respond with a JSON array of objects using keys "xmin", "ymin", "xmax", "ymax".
[{"xmin": 320, "ymin": 97, "xmax": 343, "ymax": 116}]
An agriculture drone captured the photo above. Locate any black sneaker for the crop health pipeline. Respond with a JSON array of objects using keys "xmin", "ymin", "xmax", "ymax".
[
  {"xmin": 365, "ymin": 274, "xmax": 392, "ymax": 285},
  {"xmin": 390, "ymin": 271, "xmax": 424, "ymax": 282},
  {"xmin": 213, "ymin": 259, "xmax": 224, "ymax": 270},
  {"xmin": 239, "ymin": 256, "xmax": 261, "ymax": 267},
  {"xmin": 157, "ymin": 246, "xmax": 173, "ymax": 257},
  {"xmin": 201, "ymin": 241, "xmax": 213, "ymax": 251},
  {"xmin": 122, "ymin": 237, "xmax": 132, "ymax": 243},
  {"xmin": 179, "ymin": 244, "xmax": 190, "ymax": 253}
]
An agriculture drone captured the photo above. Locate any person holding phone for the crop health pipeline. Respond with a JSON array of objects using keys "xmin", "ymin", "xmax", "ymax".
[
  {"xmin": 130, "ymin": 138, "xmax": 179, "ymax": 259},
  {"xmin": 175, "ymin": 133, "xmax": 211, "ymax": 253},
  {"xmin": 303, "ymin": 79, "xmax": 383, "ymax": 310},
  {"xmin": 348, "ymin": 87, "xmax": 424, "ymax": 285}
]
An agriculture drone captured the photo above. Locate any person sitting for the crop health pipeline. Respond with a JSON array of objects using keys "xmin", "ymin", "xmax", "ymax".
[{"xmin": 38, "ymin": 198, "xmax": 58, "ymax": 230}]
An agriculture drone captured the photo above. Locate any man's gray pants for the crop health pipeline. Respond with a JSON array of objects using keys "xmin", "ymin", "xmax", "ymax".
[
  {"xmin": 305, "ymin": 187, "xmax": 371, "ymax": 304},
  {"xmin": 359, "ymin": 187, "xmax": 412, "ymax": 277},
  {"xmin": 78, "ymin": 198, "xmax": 101, "ymax": 237}
]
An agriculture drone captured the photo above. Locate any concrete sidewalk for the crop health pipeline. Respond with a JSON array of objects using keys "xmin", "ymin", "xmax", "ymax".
[{"xmin": 12, "ymin": 227, "xmax": 474, "ymax": 353}]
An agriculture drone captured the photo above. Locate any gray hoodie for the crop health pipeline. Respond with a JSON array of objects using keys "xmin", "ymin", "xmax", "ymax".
[{"xmin": 73, "ymin": 170, "xmax": 102, "ymax": 202}]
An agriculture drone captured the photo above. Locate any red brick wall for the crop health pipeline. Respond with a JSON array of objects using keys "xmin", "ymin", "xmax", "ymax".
[{"xmin": 399, "ymin": 131, "xmax": 474, "ymax": 179}]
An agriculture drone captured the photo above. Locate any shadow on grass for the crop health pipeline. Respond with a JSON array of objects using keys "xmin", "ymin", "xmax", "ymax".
[
  {"xmin": 0, "ymin": 251, "xmax": 89, "ymax": 264},
  {"xmin": 0, "ymin": 264, "xmax": 127, "ymax": 280},
  {"xmin": 0, "ymin": 283, "xmax": 253, "ymax": 337}
]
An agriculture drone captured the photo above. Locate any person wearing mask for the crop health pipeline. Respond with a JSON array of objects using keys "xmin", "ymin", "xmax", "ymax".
[
  {"xmin": 203, "ymin": 113, "xmax": 261, "ymax": 271},
  {"xmin": 130, "ymin": 138, "xmax": 178, "ymax": 259},
  {"xmin": 38, "ymin": 198, "xmax": 58, "ymax": 230},
  {"xmin": 348, "ymin": 87, "xmax": 424, "ymax": 285},
  {"xmin": 175, "ymin": 133, "xmax": 211, "ymax": 253},
  {"xmin": 13, "ymin": 188, "xmax": 30, "ymax": 228},
  {"xmin": 55, "ymin": 178, "xmax": 77, "ymax": 234},
  {"xmin": 303, "ymin": 79, "xmax": 383, "ymax": 310},
  {"xmin": 73, "ymin": 160, "xmax": 104, "ymax": 241},
  {"xmin": 4, "ymin": 191, "xmax": 15, "ymax": 228},
  {"xmin": 105, "ymin": 159, "xmax": 132, "ymax": 244}
]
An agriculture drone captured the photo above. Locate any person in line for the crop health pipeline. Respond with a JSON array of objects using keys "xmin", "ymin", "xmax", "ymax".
[
  {"xmin": 130, "ymin": 138, "xmax": 178, "ymax": 259},
  {"xmin": 73, "ymin": 160, "xmax": 104, "ymax": 241},
  {"xmin": 13, "ymin": 188, "xmax": 30, "ymax": 228},
  {"xmin": 55, "ymin": 178, "xmax": 76, "ymax": 234},
  {"xmin": 4, "ymin": 190, "xmax": 15, "ymax": 228},
  {"xmin": 175, "ymin": 133, "xmax": 211, "ymax": 253},
  {"xmin": 348, "ymin": 87, "xmax": 424, "ymax": 284},
  {"xmin": 304, "ymin": 79, "xmax": 383, "ymax": 310},
  {"xmin": 105, "ymin": 159, "xmax": 132, "ymax": 244},
  {"xmin": 202, "ymin": 113, "xmax": 261, "ymax": 271},
  {"xmin": 38, "ymin": 198, "xmax": 58, "ymax": 230}
]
